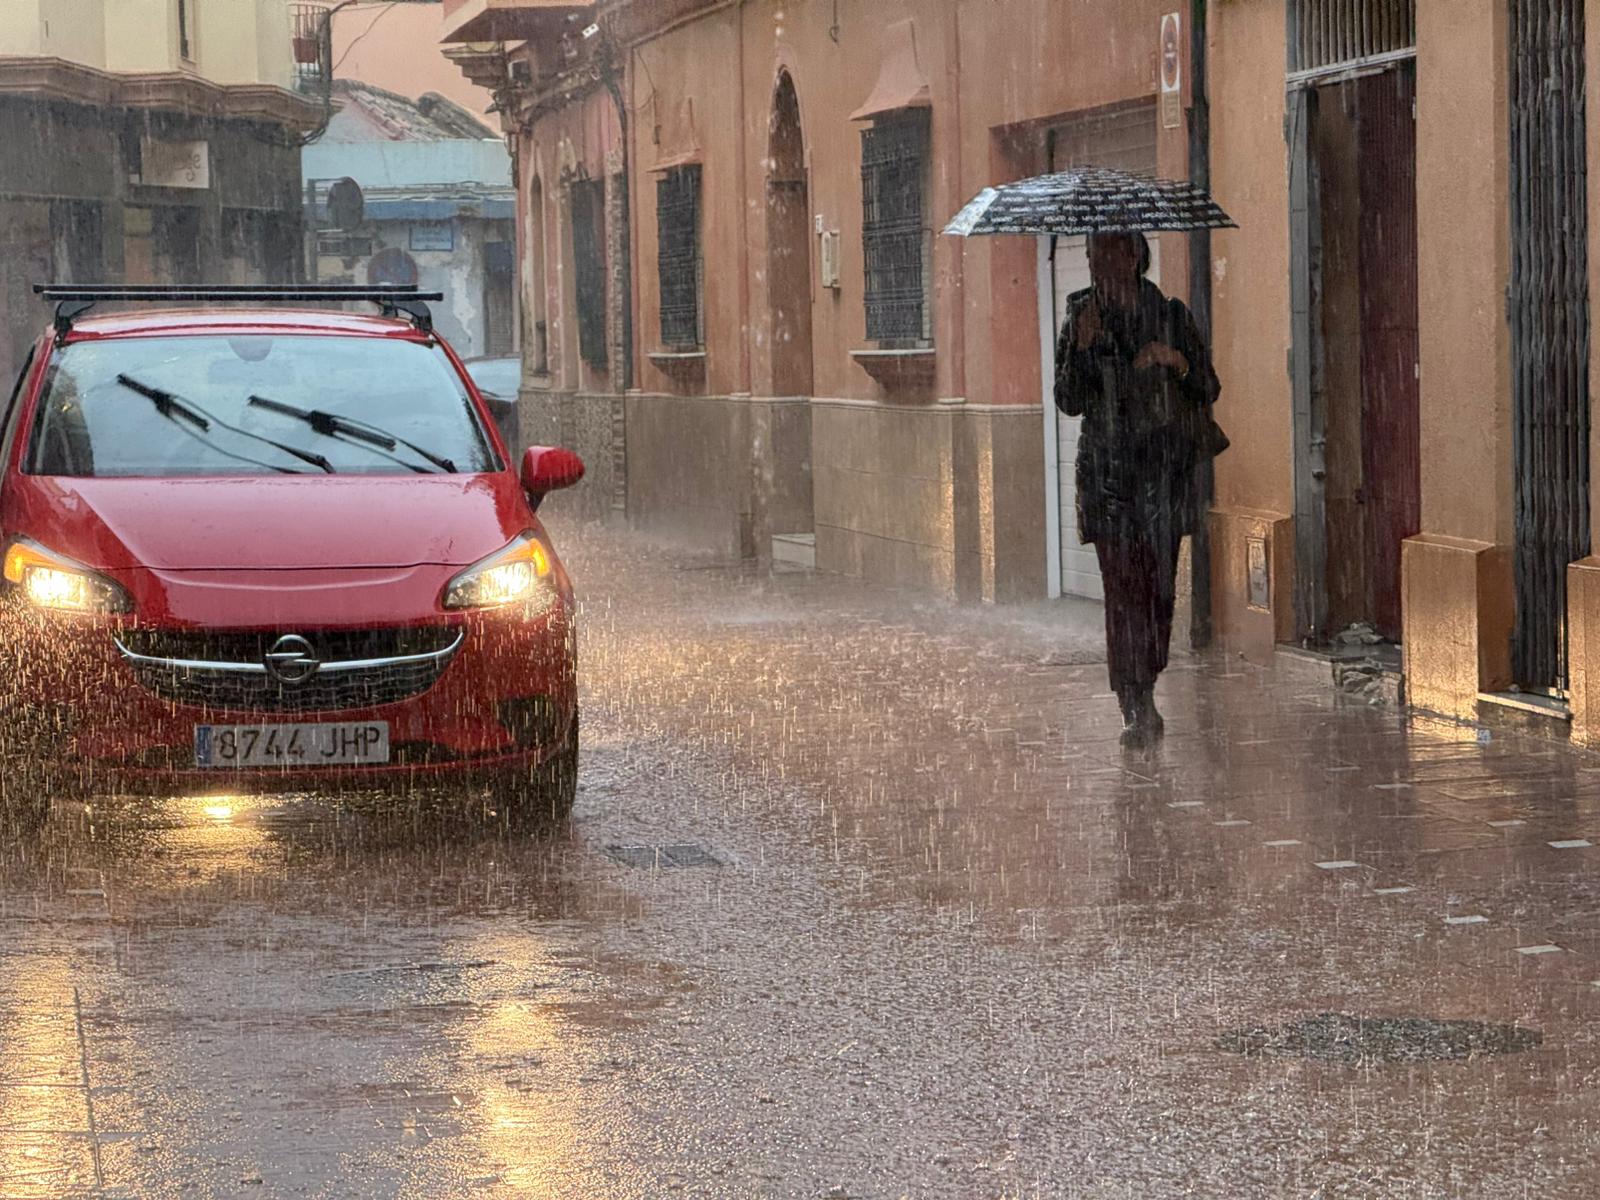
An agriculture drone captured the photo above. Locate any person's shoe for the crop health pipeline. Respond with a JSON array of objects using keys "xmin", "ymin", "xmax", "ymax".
[
  {"xmin": 1116, "ymin": 686, "xmax": 1141, "ymax": 746},
  {"xmin": 1115, "ymin": 686, "xmax": 1140, "ymax": 724},
  {"xmin": 1118, "ymin": 688, "xmax": 1147, "ymax": 747},
  {"xmin": 1138, "ymin": 690, "xmax": 1166, "ymax": 741},
  {"xmin": 1118, "ymin": 685, "xmax": 1163, "ymax": 748}
]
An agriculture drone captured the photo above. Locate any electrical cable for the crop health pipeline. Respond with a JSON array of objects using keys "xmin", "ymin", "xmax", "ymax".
[{"xmin": 330, "ymin": 2, "xmax": 403, "ymax": 75}]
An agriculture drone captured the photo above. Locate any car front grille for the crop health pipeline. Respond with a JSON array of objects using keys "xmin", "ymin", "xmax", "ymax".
[{"xmin": 114, "ymin": 625, "xmax": 463, "ymax": 714}]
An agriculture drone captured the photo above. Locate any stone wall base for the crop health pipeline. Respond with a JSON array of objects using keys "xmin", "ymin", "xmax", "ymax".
[
  {"xmin": 1400, "ymin": 534, "xmax": 1513, "ymax": 721},
  {"xmin": 531, "ymin": 387, "xmax": 1053, "ymax": 602},
  {"xmin": 813, "ymin": 400, "xmax": 1046, "ymax": 602},
  {"xmin": 1209, "ymin": 506, "xmax": 1295, "ymax": 663},
  {"xmin": 623, "ymin": 393, "xmax": 811, "ymax": 560},
  {"xmin": 1566, "ymin": 558, "xmax": 1600, "ymax": 746},
  {"xmin": 517, "ymin": 387, "xmax": 625, "ymax": 524}
]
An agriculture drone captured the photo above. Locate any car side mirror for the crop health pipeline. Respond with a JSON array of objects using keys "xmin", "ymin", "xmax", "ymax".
[{"xmin": 520, "ymin": 446, "xmax": 584, "ymax": 509}]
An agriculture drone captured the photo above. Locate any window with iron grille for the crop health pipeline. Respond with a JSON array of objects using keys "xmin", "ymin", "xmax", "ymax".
[
  {"xmin": 571, "ymin": 179, "xmax": 608, "ymax": 368},
  {"xmin": 291, "ymin": 4, "xmax": 329, "ymax": 91},
  {"xmin": 656, "ymin": 166, "xmax": 703, "ymax": 349},
  {"xmin": 861, "ymin": 111, "xmax": 932, "ymax": 345},
  {"xmin": 1290, "ymin": 0, "xmax": 1416, "ymax": 79}
]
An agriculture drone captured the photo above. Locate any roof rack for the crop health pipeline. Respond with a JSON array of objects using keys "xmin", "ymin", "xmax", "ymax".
[{"xmin": 33, "ymin": 284, "xmax": 444, "ymax": 341}]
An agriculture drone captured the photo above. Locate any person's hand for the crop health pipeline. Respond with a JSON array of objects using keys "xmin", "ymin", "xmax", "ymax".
[
  {"xmin": 1074, "ymin": 299, "xmax": 1103, "ymax": 351},
  {"xmin": 1134, "ymin": 341, "xmax": 1189, "ymax": 375}
]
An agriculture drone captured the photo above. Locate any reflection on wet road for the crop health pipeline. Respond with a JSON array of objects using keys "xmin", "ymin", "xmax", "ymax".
[{"xmin": 5, "ymin": 526, "xmax": 1600, "ymax": 1196}]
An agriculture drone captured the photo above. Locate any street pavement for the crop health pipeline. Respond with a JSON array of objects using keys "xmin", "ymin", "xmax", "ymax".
[{"xmin": 3, "ymin": 524, "xmax": 1600, "ymax": 1198}]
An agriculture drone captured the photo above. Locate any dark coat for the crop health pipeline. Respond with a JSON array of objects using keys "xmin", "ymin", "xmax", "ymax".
[{"xmin": 1053, "ymin": 278, "xmax": 1226, "ymax": 545}]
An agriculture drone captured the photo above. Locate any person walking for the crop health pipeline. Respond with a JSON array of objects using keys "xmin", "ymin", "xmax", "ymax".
[{"xmin": 1054, "ymin": 232, "xmax": 1226, "ymax": 747}]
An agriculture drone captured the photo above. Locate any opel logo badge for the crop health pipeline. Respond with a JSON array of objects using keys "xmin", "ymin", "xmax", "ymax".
[{"xmin": 264, "ymin": 634, "xmax": 320, "ymax": 685}]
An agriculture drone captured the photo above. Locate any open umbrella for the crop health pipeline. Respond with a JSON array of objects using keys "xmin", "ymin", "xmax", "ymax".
[{"xmin": 944, "ymin": 166, "xmax": 1236, "ymax": 238}]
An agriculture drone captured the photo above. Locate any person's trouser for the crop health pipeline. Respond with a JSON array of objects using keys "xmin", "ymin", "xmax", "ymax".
[{"xmin": 1094, "ymin": 524, "xmax": 1182, "ymax": 693}]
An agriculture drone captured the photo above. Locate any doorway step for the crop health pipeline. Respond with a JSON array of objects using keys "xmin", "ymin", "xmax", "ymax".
[
  {"xmin": 1274, "ymin": 643, "xmax": 1404, "ymax": 707},
  {"xmin": 1475, "ymin": 690, "xmax": 1572, "ymax": 744},
  {"xmin": 772, "ymin": 533, "xmax": 815, "ymax": 569}
]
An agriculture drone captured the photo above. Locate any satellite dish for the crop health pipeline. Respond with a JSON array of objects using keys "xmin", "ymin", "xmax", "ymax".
[
  {"xmin": 367, "ymin": 247, "xmax": 419, "ymax": 288},
  {"xmin": 327, "ymin": 177, "xmax": 364, "ymax": 230}
]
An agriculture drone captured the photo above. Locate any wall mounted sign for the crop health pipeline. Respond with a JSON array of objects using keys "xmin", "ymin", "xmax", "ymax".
[
  {"xmin": 317, "ymin": 235, "xmax": 372, "ymax": 259},
  {"xmin": 140, "ymin": 139, "xmax": 209, "ymax": 189},
  {"xmin": 410, "ymin": 223, "xmax": 454, "ymax": 252},
  {"xmin": 1247, "ymin": 535, "xmax": 1271, "ymax": 612},
  {"xmin": 1160, "ymin": 13, "xmax": 1183, "ymax": 130}
]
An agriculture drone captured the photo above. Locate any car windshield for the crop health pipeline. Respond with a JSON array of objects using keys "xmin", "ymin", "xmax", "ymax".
[{"xmin": 28, "ymin": 334, "xmax": 497, "ymax": 478}]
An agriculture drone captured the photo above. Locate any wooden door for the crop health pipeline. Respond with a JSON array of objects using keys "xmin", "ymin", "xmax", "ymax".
[{"xmin": 1357, "ymin": 65, "xmax": 1420, "ymax": 642}]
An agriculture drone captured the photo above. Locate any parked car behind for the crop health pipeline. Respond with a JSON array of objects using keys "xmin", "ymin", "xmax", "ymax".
[{"xmin": 462, "ymin": 356, "xmax": 522, "ymax": 451}]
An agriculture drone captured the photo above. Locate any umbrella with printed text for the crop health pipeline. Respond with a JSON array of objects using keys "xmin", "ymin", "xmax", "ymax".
[{"xmin": 944, "ymin": 166, "xmax": 1236, "ymax": 238}]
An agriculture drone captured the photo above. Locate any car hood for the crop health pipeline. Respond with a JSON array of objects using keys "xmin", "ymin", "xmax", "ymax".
[{"xmin": 6, "ymin": 473, "xmax": 530, "ymax": 572}]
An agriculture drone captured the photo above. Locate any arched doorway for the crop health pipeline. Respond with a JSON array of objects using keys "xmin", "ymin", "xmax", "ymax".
[{"xmin": 768, "ymin": 71, "xmax": 812, "ymax": 396}]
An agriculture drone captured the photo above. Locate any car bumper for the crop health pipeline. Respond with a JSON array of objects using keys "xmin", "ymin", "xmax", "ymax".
[{"xmin": 0, "ymin": 600, "xmax": 576, "ymax": 794}]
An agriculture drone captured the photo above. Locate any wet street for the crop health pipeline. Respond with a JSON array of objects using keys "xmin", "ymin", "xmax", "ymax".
[{"xmin": 6, "ymin": 525, "xmax": 1600, "ymax": 1198}]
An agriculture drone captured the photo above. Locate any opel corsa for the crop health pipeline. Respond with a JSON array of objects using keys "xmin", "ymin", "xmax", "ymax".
[{"xmin": 2, "ymin": 286, "xmax": 583, "ymax": 821}]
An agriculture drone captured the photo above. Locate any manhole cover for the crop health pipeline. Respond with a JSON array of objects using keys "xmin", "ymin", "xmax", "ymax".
[
  {"xmin": 604, "ymin": 843, "xmax": 723, "ymax": 869},
  {"xmin": 1218, "ymin": 1013, "xmax": 1541, "ymax": 1064}
]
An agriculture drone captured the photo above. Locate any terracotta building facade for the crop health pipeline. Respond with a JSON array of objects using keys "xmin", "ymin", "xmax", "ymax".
[
  {"xmin": 443, "ymin": 0, "xmax": 1600, "ymax": 743},
  {"xmin": 1204, "ymin": 0, "xmax": 1600, "ymax": 745},
  {"xmin": 443, "ymin": 0, "xmax": 1195, "ymax": 600}
]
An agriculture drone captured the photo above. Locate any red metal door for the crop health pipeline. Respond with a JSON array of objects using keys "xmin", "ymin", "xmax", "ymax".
[{"xmin": 1357, "ymin": 65, "xmax": 1420, "ymax": 642}]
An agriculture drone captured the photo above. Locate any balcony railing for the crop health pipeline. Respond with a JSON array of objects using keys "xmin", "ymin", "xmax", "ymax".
[{"xmin": 291, "ymin": 3, "xmax": 330, "ymax": 92}]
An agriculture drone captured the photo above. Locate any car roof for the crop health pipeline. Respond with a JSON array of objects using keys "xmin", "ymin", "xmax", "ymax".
[{"xmin": 59, "ymin": 308, "xmax": 431, "ymax": 343}]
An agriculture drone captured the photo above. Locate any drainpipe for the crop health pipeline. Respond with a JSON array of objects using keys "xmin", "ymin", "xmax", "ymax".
[
  {"xmin": 736, "ymin": 5, "xmax": 751, "ymax": 396},
  {"xmin": 945, "ymin": 0, "xmax": 966, "ymax": 404},
  {"xmin": 1188, "ymin": 0, "xmax": 1215, "ymax": 649},
  {"xmin": 596, "ymin": 18, "xmax": 633, "ymax": 392}
]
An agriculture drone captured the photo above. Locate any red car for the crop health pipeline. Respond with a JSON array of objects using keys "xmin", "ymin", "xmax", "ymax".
[{"xmin": 2, "ymin": 286, "xmax": 583, "ymax": 821}]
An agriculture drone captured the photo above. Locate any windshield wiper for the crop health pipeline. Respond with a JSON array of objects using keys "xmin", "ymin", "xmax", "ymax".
[
  {"xmin": 247, "ymin": 395, "xmax": 456, "ymax": 473},
  {"xmin": 115, "ymin": 375, "xmax": 335, "ymax": 474},
  {"xmin": 115, "ymin": 374, "xmax": 210, "ymax": 431}
]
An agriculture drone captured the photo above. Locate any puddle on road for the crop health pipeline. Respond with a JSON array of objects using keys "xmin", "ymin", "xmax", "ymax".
[{"xmin": 1218, "ymin": 1012, "xmax": 1543, "ymax": 1064}]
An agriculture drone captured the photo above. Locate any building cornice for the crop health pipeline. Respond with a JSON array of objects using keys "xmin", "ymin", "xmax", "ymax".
[
  {"xmin": 0, "ymin": 57, "xmax": 322, "ymax": 131},
  {"xmin": 445, "ymin": 40, "xmax": 608, "ymax": 135}
]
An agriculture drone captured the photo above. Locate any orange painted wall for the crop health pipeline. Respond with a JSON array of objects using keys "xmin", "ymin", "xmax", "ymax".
[
  {"xmin": 520, "ymin": 85, "xmax": 622, "ymax": 395},
  {"xmin": 1415, "ymin": 0, "xmax": 1512, "ymax": 546},
  {"xmin": 331, "ymin": 2, "xmax": 495, "ymax": 114},
  {"xmin": 624, "ymin": 0, "xmax": 1178, "ymax": 406},
  {"xmin": 1207, "ymin": 0, "xmax": 1293, "ymax": 518},
  {"xmin": 952, "ymin": 0, "xmax": 1178, "ymax": 408},
  {"xmin": 630, "ymin": 6, "xmax": 747, "ymax": 397}
]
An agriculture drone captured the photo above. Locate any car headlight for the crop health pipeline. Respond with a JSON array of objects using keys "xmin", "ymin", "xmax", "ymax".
[
  {"xmin": 3, "ymin": 538, "xmax": 132, "ymax": 614},
  {"xmin": 442, "ymin": 531, "xmax": 557, "ymax": 612}
]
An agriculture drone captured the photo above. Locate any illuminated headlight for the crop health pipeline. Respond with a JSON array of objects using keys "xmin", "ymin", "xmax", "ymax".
[
  {"xmin": 443, "ymin": 531, "xmax": 557, "ymax": 612},
  {"xmin": 3, "ymin": 539, "xmax": 131, "ymax": 615}
]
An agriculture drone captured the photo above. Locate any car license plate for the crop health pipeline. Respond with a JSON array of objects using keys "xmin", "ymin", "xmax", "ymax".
[{"xmin": 194, "ymin": 721, "xmax": 391, "ymax": 768}]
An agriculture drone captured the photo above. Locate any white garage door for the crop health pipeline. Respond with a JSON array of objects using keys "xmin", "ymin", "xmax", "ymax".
[
  {"xmin": 1042, "ymin": 102, "xmax": 1159, "ymax": 601},
  {"xmin": 1048, "ymin": 235, "xmax": 1162, "ymax": 601}
]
